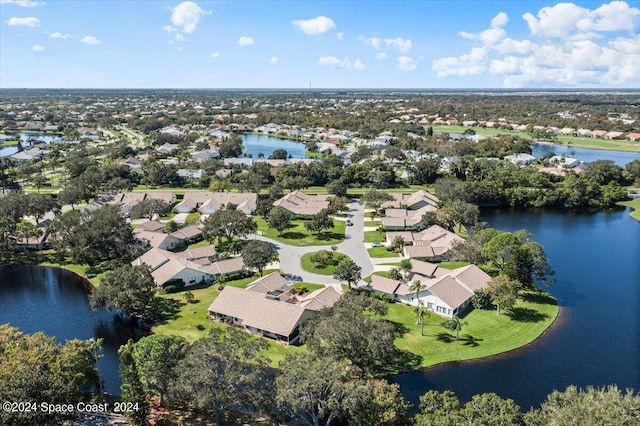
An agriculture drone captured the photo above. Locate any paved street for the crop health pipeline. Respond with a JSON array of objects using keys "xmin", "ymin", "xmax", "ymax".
[{"xmin": 251, "ymin": 200, "xmax": 374, "ymax": 292}]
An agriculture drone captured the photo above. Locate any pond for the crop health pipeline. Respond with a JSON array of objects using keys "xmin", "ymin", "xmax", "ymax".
[
  {"xmin": 241, "ymin": 134, "xmax": 308, "ymax": 159},
  {"xmin": 531, "ymin": 142, "xmax": 640, "ymax": 167},
  {"xmin": 0, "ymin": 265, "xmax": 143, "ymax": 395},
  {"xmin": 0, "ymin": 133, "xmax": 67, "ymax": 157},
  {"xmin": 392, "ymin": 207, "xmax": 640, "ymax": 411}
]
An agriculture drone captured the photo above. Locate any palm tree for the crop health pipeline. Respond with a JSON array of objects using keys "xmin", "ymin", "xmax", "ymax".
[
  {"xmin": 400, "ymin": 258, "xmax": 413, "ymax": 279},
  {"xmin": 414, "ymin": 300, "xmax": 430, "ymax": 336},
  {"xmin": 87, "ymin": 337, "xmax": 104, "ymax": 398},
  {"xmin": 183, "ymin": 290, "xmax": 195, "ymax": 304},
  {"xmin": 409, "ymin": 279, "xmax": 422, "ymax": 307},
  {"xmin": 443, "ymin": 315, "xmax": 468, "ymax": 340}
]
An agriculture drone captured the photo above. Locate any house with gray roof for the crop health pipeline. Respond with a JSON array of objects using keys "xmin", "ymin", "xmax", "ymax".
[
  {"xmin": 367, "ymin": 261, "xmax": 491, "ymax": 317},
  {"xmin": 208, "ymin": 272, "xmax": 340, "ymax": 345}
]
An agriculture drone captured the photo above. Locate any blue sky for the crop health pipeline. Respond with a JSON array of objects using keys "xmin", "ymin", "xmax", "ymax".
[{"xmin": 1, "ymin": 0, "xmax": 639, "ymax": 88}]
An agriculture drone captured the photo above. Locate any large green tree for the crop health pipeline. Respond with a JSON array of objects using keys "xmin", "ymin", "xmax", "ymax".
[
  {"xmin": 0, "ymin": 325, "xmax": 100, "ymax": 425},
  {"xmin": 486, "ymin": 275, "xmax": 521, "ymax": 315},
  {"xmin": 242, "ymin": 240, "xmax": 277, "ymax": 276},
  {"xmin": 131, "ymin": 334, "xmax": 187, "ymax": 406},
  {"xmin": 89, "ymin": 264, "xmax": 157, "ymax": 318},
  {"xmin": 129, "ymin": 198, "xmax": 171, "ymax": 220},
  {"xmin": 202, "ymin": 206, "xmax": 257, "ymax": 243},
  {"xmin": 169, "ymin": 328, "xmax": 273, "ymax": 426},
  {"xmin": 302, "ymin": 292, "xmax": 396, "ymax": 375},
  {"xmin": 118, "ymin": 340, "xmax": 150, "ymax": 426},
  {"xmin": 267, "ymin": 206, "xmax": 291, "ymax": 235},
  {"xmin": 332, "ymin": 259, "xmax": 362, "ymax": 289}
]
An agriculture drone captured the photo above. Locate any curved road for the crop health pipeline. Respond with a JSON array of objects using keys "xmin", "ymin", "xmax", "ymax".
[{"xmin": 252, "ymin": 200, "xmax": 373, "ymax": 292}]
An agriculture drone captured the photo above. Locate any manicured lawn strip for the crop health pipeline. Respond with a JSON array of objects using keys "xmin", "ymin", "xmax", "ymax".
[
  {"xmin": 367, "ymin": 246, "xmax": 401, "ymax": 258},
  {"xmin": 364, "ymin": 220, "xmax": 381, "ymax": 227},
  {"xmin": 293, "ymin": 283, "xmax": 326, "ymax": 293},
  {"xmin": 364, "ymin": 230, "xmax": 385, "ymax": 243},
  {"xmin": 302, "ymin": 186, "xmax": 426, "ymax": 196},
  {"xmin": 438, "ymin": 261, "xmax": 470, "ymax": 270},
  {"xmin": 300, "ymin": 251, "xmax": 349, "ymax": 275},
  {"xmin": 185, "ymin": 213, "xmax": 201, "ymax": 224},
  {"xmin": 432, "ymin": 124, "xmax": 530, "ymax": 139},
  {"xmin": 255, "ymin": 216, "xmax": 346, "ymax": 246},
  {"xmin": 384, "ymin": 289, "xmax": 559, "ymax": 369},
  {"xmin": 186, "ymin": 239, "xmax": 211, "ymax": 249},
  {"xmin": 618, "ymin": 197, "xmax": 640, "ymax": 221},
  {"xmin": 0, "ymin": 140, "xmax": 20, "ymax": 146}
]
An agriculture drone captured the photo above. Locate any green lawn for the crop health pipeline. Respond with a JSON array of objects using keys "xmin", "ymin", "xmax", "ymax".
[
  {"xmin": 255, "ymin": 216, "xmax": 346, "ymax": 246},
  {"xmin": 438, "ymin": 261, "xmax": 470, "ymax": 270},
  {"xmin": 152, "ymin": 271, "xmax": 303, "ymax": 366},
  {"xmin": 618, "ymin": 197, "xmax": 640, "ymax": 221},
  {"xmin": 383, "ymin": 289, "xmax": 559, "ymax": 369},
  {"xmin": 367, "ymin": 246, "xmax": 401, "ymax": 258},
  {"xmin": 364, "ymin": 220, "xmax": 381, "ymax": 227},
  {"xmin": 185, "ymin": 212, "xmax": 201, "ymax": 225},
  {"xmin": 300, "ymin": 251, "xmax": 349, "ymax": 275},
  {"xmin": 431, "ymin": 124, "xmax": 640, "ymax": 153},
  {"xmin": 0, "ymin": 140, "xmax": 20, "ymax": 146},
  {"xmin": 364, "ymin": 230, "xmax": 386, "ymax": 243},
  {"xmin": 293, "ymin": 283, "xmax": 326, "ymax": 293}
]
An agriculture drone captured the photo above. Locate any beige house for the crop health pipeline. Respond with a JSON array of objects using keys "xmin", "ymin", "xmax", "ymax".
[
  {"xmin": 387, "ymin": 225, "xmax": 464, "ymax": 260},
  {"xmin": 133, "ymin": 247, "xmax": 243, "ymax": 287},
  {"xmin": 368, "ymin": 260, "xmax": 491, "ymax": 317},
  {"xmin": 381, "ymin": 205, "xmax": 438, "ymax": 230},
  {"xmin": 381, "ymin": 190, "xmax": 439, "ymax": 210},
  {"xmin": 273, "ymin": 190, "xmax": 330, "ymax": 216},
  {"xmin": 174, "ymin": 191, "xmax": 257, "ymax": 215},
  {"xmin": 209, "ymin": 272, "xmax": 340, "ymax": 344}
]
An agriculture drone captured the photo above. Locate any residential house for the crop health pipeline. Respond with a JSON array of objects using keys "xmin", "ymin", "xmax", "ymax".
[
  {"xmin": 504, "ymin": 153, "xmax": 537, "ymax": 166},
  {"xmin": 174, "ymin": 191, "xmax": 257, "ymax": 215},
  {"xmin": 387, "ymin": 225, "xmax": 464, "ymax": 260},
  {"xmin": 273, "ymin": 190, "xmax": 330, "ymax": 216},
  {"xmin": 208, "ymin": 272, "xmax": 340, "ymax": 344},
  {"xmin": 381, "ymin": 190, "xmax": 440, "ymax": 210},
  {"xmin": 604, "ymin": 131, "xmax": 625, "ymax": 140},
  {"xmin": 133, "ymin": 247, "xmax": 243, "ymax": 287},
  {"xmin": 626, "ymin": 133, "xmax": 640, "ymax": 142},
  {"xmin": 367, "ymin": 260, "xmax": 491, "ymax": 317},
  {"xmin": 549, "ymin": 156, "xmax": 580, "ymax": 168},
  {"xmin": 381, "ymin": 205, "xmax": 438, "ymax": 230}
]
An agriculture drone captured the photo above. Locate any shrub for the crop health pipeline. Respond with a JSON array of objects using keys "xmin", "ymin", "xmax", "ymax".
[{"xmin": 471, "ymin": 288, "xmax": 492, "ymax": 309}]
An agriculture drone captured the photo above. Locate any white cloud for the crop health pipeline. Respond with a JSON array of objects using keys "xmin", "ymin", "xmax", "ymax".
[
  {"xmin": 521, "ymin": 1, "xmax": 639, "ymax": 39},
  {"xmin": 359, "ymin": 36, "xmax": 412, "ymax": 53},
  {"xmin": 397, "ymin": 56, "xmax": 417, "ymax": 71},
  {"xmin": 456, "ymin": 12, "xmax": 508, "ymax": 46},
  {"xmin": 170, "ymin": 1, "xmax": 210, "ymax": 34},
  {"xmin": 432, "ymin": 47, "xmax": 488, "ymax": 77},
  {"xmin": 31, "ymin": 44, "xmax": 44, "ymax": 52},
  {"xmin": 336, "ymin": 32, "xmax": 343, "ymax": 40},
  {"xmin": 318, "ymin": 56, "xmax": 366, "ymax": 70},
  {"xmin": 163, "ymin": 25, "xmax": 176, "ymax": 32},
  {"xmin": 375, "ymin": 52, "xmax": 388, "ymax": 60},
  {"xmin": 81, "ymin": 35, "xmax": 100, "ymax": 45},
  {"xmin": 432, "ymin": 3, "xmax": 640, "ymax": 87},
  {"xmin": 0, "ymin": 0, "xmax": 45, "ymax": 7},
  {"xmin": 49, "ymin": 31, "xmax": 72, "ymax": 39},
  {"xmin": 491, "ymin": 11, "xmax": 509, "ymax": 28},
  {"xmin": 352, "ymin": 58, "xmax": 366, "ymax": 70},
  {"xmin": 292, "ymin": 16, "xmax": 336, "ymax": 35},
  {"xmin": 237, "ymin": 36, "xmax": 254, "ymax": 47},
  {"xmin": 211, "ymin": 52, "xmax": 220, "ymax": 58},
  {"xmin": 270, "ymin": 56, "xmax": 284, "ymax": 64},
  {"xmin": 7, "ymin": 16, "xmax": 40, "ymax": 27},
  {"xmin": 175, "ymin": 33, "xmax": 186, "ymax": 42}
]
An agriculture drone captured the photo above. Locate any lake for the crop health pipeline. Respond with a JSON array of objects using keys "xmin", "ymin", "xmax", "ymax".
[
  {"xmin": 531, "ymin": 142, "xmax": 640, "ymax": 167},
  {"xmin": 241, "ymin": 134, "xmax": 308, "ymax": 159},
  {"xmin": 1, "ymin": 209, "xmax": 639, "ymax": 406},
  {"xmin": 392, "ymin": 207, "xmax": 640, "ymax": 411},
  {"xmin": 0, "ymin": 133, "xmax": 67, "ymax": 157},
  {"xmin": 0, "ymin": 265, "xmax": 143, "ymax": 395}
]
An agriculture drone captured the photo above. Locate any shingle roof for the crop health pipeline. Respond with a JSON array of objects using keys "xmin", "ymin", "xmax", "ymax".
[
  {"xmin": 209, "ymin": 286, "xmax": 310, "ymax": 337},
  {"xmin": 299, "ymin": 286, "xmax": 341, "ymax": 311},
  {"xmin": 246, "ymin": 272, "xmax": 291, "ymax": 294},
  {"xmin": 427, "ymin": 276, "xmax": 473, "ymax": 309}
]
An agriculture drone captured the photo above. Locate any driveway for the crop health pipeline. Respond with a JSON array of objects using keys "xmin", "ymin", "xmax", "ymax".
[{"xmin": 250, "ymin": 200, "xmax": 374, "ymax": 292}]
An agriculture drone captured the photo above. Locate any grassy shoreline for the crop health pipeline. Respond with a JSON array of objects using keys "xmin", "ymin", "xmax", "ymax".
[
  {"xmin": 385, "ymin": 289, "xmax": 559, "ymax": 370},
  {"xmin": 618, "ymin": 197, "xmax": 640, "ymax": 221}
]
